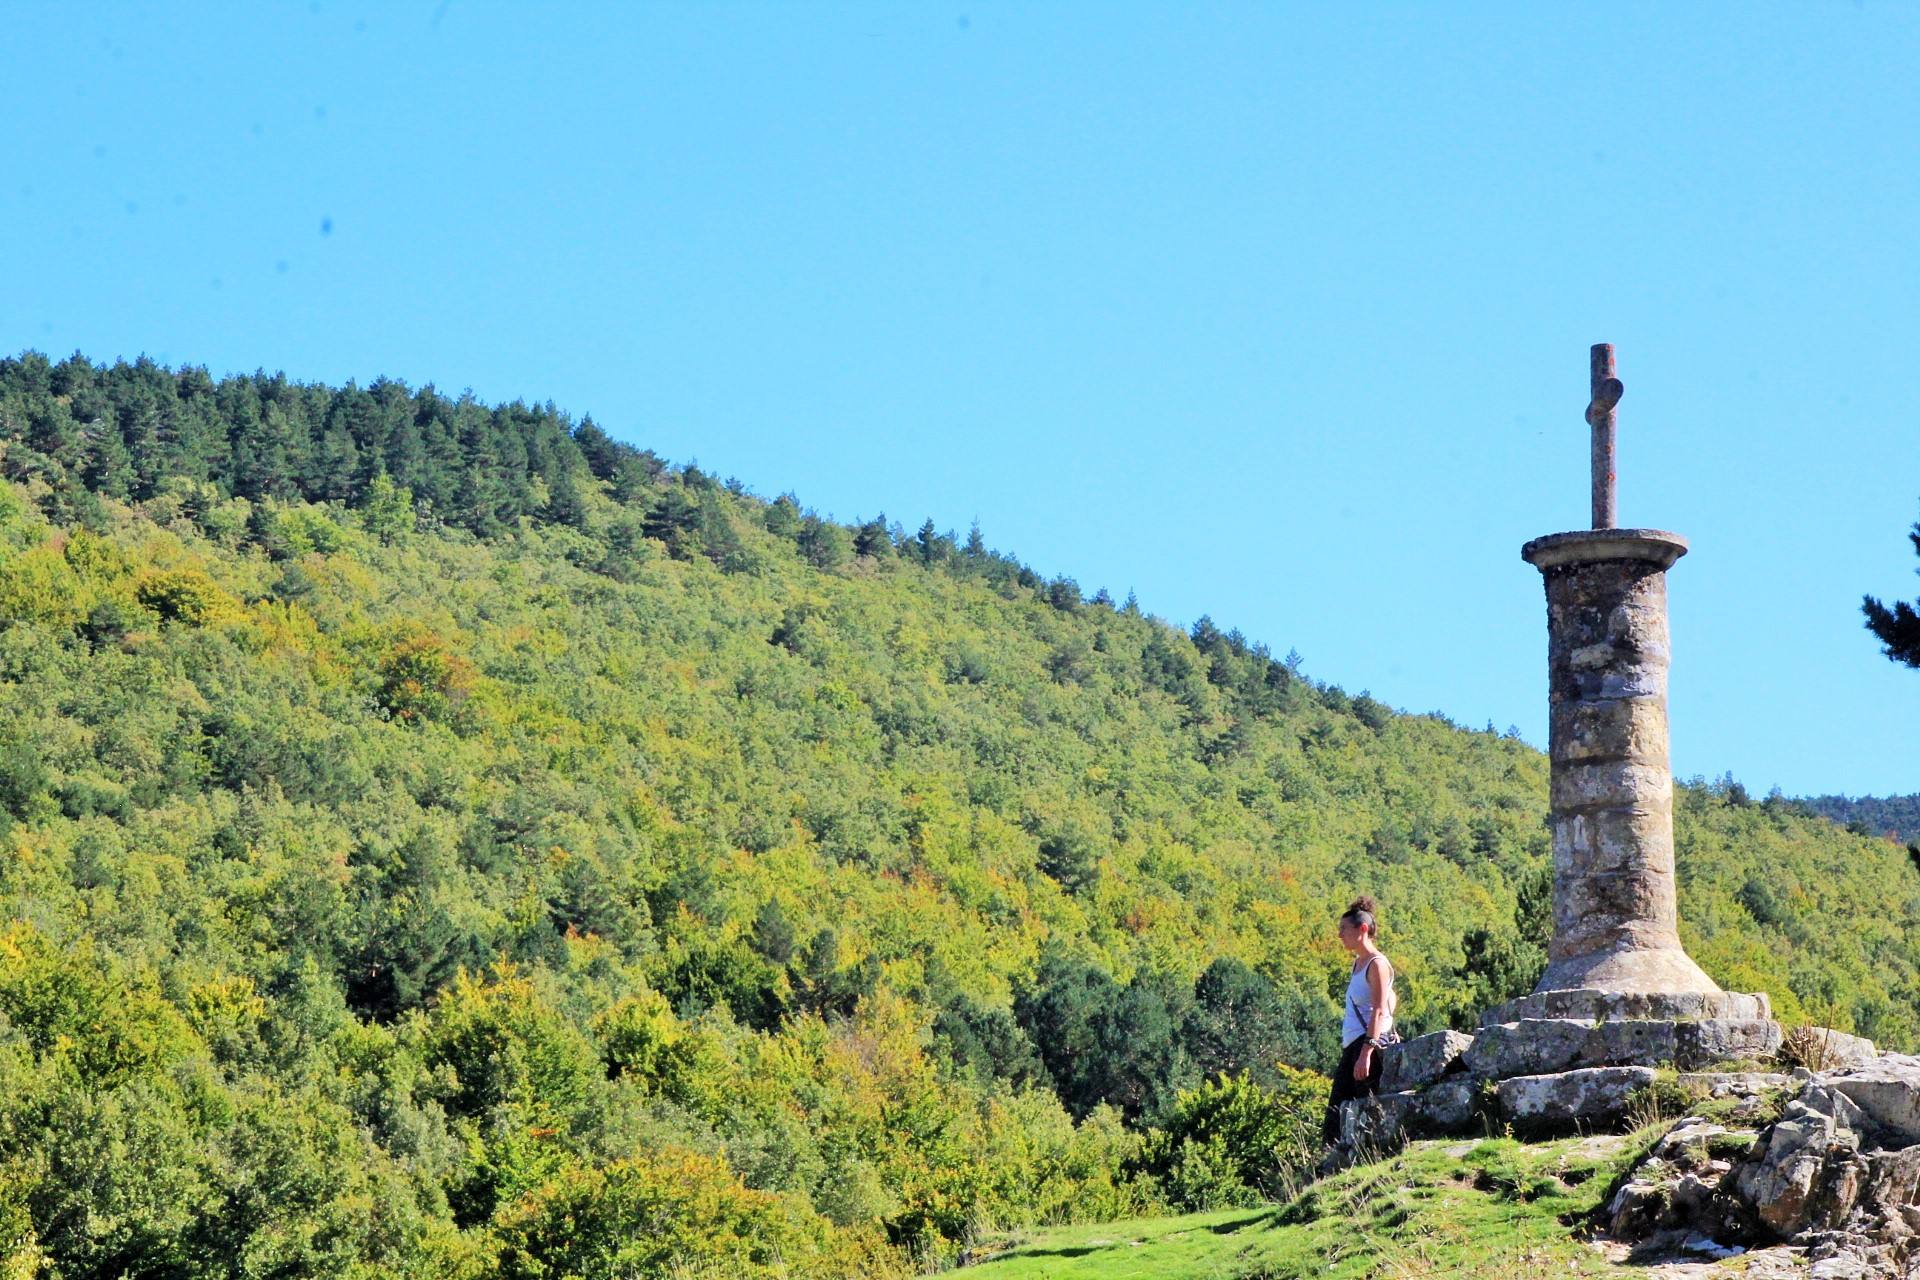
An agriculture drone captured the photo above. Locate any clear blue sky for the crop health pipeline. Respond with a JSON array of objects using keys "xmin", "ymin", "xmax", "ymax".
[{"xmin": 6, "ymin": 3, "xmax": 1917, "ymax": 796}]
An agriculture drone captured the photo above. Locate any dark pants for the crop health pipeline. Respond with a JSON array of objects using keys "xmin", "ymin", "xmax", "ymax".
[{"xmin": 1321, "ymin": 1036, "xmax": 1383, "ymax": 1144}]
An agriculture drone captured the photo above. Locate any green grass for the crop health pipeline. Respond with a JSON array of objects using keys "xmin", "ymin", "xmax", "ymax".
[{"xmin": 953, "ymin": 1133, "xmax": 1659, "ymax": 1279}]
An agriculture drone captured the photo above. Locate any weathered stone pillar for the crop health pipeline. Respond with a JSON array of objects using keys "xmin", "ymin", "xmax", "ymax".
[
  {"xmin": 1482, "ymin": 345, "xmax": 1769, "ymax": 1028},
  {"xmin": 1367, "ymin": 345, "xmax": 1777, "ymax": 1129},
  {"xmin": 1520, "ymin": 528, "xmax": 1718, "ymax": 995}
]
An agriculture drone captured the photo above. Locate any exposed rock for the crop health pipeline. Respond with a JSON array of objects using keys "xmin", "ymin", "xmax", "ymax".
[
  {"xmin": 1653, "ymin": 1120, "xmax": 1730, "ymax": 1167},
  {"xmin": 1496, "ymin": 1065, "xmax": 1656, "ymax": 1131},
  {"xmin": 1730, "ymin": 1099, "xmax": 1859, "ymax": 1238},
  {"xmin": 1854, "ymin": 1147, "xmax": 1920, "ymax": 1223},
  {"xmin": 1464, "ymin": 1019, "xmax": 1593, "ymax": 1079},
  {"xmin": 1334, "ymin": 1091, "xmax": 1416, "ymax": 1154},
  {"xmin": 1803, "ymin": 1083, "xmax": 1871, "ymax": 1128},
  {"xmin": 1806, "ymin": 1254, "xmax": 1876, "ymax": 1279},
  {"xmin": 1380, "ymin": 1029, "xmax": 1473, "ymax": 1093},
  {"xmin": 1674, "ymin": 1017, "xmax": 1784, "ymax": 1070},
  {"xmin": 1409, "ymin": 1076, "xmax": 1479, "ymax": 1135},
  {"xmin": 1670, "ymin": 1171, "xmax": 1715, "ymax": 1217},
  {"xmin": 1607, "ymin": 1070, "xmax": 1919, "ymax": 1276},
  {"xmin": 1831, "ymin": 1056, "xmax": 1920, "ymax": 1146},
  {"xmin": 1607, "ymin": 1178, "xmax": 1668, "ymax": 1237}
]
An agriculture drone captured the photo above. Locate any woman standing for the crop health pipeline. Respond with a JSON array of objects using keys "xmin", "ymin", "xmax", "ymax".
[{"xmin": 1322, "ymin": 894, "xmax": 1397, "ymax": 1145}]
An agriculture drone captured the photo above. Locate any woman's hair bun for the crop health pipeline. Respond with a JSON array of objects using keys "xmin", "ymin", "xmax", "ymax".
[{"xmin": 1346, "ymin": 895, "xmax": 1377, "ymax": 918}]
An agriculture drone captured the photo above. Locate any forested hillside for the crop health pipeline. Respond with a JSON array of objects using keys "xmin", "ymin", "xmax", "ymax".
[
  {"xmin": 1797, "ymin": 793, "xmax": 1920, "ymax": 844},
  {"xmin": 1, "ymin": 351, "xmax": 1916, "ymax": 1277}
]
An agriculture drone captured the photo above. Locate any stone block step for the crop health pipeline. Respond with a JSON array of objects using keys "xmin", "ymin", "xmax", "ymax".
[
  {"xmin": 1462, "ymin": 1017, "xmax": 1781, "ymax": 1080},
  {"xmin": 1380, "ymin": 1029, "xmax": 1474, "ymax": 1093},
  {"xmin": 1496, "ymin": 1066, "xmax": 1656, "ymax": 1133},
  {"xmin": 1334, "ymin": 1076, "xmax": 1483, "ymax": 1150},
  {"xmin": 1675, "ymin": 1017, "xmax": 1782, "ymax": 1069},
  {"xmin": 1482, "ymin": 987, "xmax": 1771, "ymax": 1027}
]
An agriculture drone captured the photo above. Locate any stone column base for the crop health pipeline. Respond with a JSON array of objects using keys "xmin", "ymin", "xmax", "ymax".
[{"xmin": 1483, "ymin": 988, "xmax": 1772, "ymax": 1027}]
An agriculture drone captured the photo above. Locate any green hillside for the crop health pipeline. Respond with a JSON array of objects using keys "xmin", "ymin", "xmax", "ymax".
[
  {"xmin": 1797, "ymin": 791, "xmax": 1920, "ymax": 844},
  {"xmin": 961, "ymin": 1133, "xmax": 1650, "ymax": 1279},
  {"xmin": 0, "ymin": 351, "xmax": 1914, "ymax": 1277}
]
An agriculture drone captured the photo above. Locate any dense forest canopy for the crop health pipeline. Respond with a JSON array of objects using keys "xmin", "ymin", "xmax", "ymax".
[
  {"xmin": 1, "ymin": 349, "xmax": 1916, "ymax": 1277},
  {"xmin": 1796, "ymin": 793, "xmax": 1920, "ymax": 847}
]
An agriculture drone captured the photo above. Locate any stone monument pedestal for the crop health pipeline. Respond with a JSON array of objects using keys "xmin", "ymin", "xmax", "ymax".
[{"xmin": 1329, "ymin": 346, "xmax": 1788, "ymax": 1159}]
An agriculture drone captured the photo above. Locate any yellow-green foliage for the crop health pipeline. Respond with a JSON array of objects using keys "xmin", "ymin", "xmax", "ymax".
[
  {"xmin": 135, "ymin": 568, "xmax": 236, "ymax": 626},
  {"xmin": 491, "ymin": 1149, "xmax": 901, "ymax": 1280},
  {"xmin": 0, "ymin": 451, "xmax": 1914, "ymax": 1278}
]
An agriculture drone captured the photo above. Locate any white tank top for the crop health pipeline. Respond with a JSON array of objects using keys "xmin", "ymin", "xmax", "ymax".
[{"xmin": 1341, "ymin": 953, "xmax": 1394, "ymax": 1047}]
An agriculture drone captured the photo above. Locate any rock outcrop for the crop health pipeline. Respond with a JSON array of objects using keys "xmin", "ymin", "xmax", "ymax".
[
  {"xmin": 1597, "ymin": 1053, "xmax": 1920, "ymax": 1279},
  {"xmin": 1337, "ymin": 987, "xmax": 1791, "ymax": 1152}
]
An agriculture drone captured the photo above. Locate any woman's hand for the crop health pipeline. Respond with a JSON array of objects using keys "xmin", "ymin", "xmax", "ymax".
[{"xmin": 1353, "ymin": 1045, "xmax": 1373, "ymax": 1081}]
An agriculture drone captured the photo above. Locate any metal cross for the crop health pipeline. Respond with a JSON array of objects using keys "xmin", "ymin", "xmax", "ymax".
[{"xmin": 1586, "ymin": 343, "xmax": 1623, "ymax": 529}]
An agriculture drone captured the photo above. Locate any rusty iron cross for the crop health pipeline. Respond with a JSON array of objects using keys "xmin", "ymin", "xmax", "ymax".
[{"xmin": 1586, "ymin": 343, "xmax": 1623, "ymax": 529}]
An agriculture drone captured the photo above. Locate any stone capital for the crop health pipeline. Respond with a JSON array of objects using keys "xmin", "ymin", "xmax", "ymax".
[{"xmin": 1522, "ymin": 529, "xmax": 1688, "ymax": 571}]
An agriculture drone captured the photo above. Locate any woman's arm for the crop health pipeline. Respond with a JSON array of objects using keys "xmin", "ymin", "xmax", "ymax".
[
  {"xmin": 1352, "ymin": 955, "xmax": 1392, "ymax": 1080},
  {"xmin": 1366, "ymin": 956, "xmax": 1393, "ymax": 1042}
]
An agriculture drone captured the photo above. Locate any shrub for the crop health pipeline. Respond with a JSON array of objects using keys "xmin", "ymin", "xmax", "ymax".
[{"xmin": 1134, "ymin": 1067, "xmax": 1328, "ymax": 1209}]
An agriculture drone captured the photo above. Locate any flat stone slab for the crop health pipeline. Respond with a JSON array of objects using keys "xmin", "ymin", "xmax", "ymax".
[
  {"xmin": 1497, "ymin": 1066, "xmax": 1657, "ymax": 1130},
  {"xmin": 1464, "ymin": 1016, "xmax": 1782, "ymax": 1080},
  {"xmin": 1381, "ymin": 1029, "xmax": 1474, "ymax": 1093},
  {"xmin": 1464, "ymin": 1018, "xmax": 1687, "ymax": 1079},
  {"xmin": 1483, "ymin": 988, "xmax": 1771, "ymax": 1026},
  {"xmin": 1466, "ymin": 1019, "xmax": 1610, "ymax": 1078},
  {"xmin": 1674, "ymin": 1018, "xmax": 1783, "ymax": 1070}
]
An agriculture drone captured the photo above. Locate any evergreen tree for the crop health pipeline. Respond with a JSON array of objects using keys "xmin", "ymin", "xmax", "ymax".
[
  {"xmin": 797, "ymin": 515, "xmax": 851, "ymax": 570},
  {"xmin": 853, "ymin": 513, "xmax": 892, "ymax": 559},
  {"xmin": 1863, "ymin": 510, "xmax": 1920, "ymax": 667},
  {"xmin": 79, "ymin": 413, "xmax": 135, "ymax": 499},
  {"xmin": 643, "ymin": 485, "xmax": 701, "ymax": 559},
  {"xmin": 764, "ymin": 494, "xmax": 803, "ymax": 539},
  {"xmin": 914, "ymin": 518, "xmax": 941, "ymax": 566},
  {"xmin": 544, "ymin": 463, "xmax": 589, "ymax": 531},
  {"xmin": 572, "ymin": 416, "xmax": 625, "ymax": 481},
  {"xmin": 304, "ymin": 424, "xmax": 361, "ymax": 502},
  {"xmin": 1183, "ymin": 958, "xmax": 1295, "ymax": 1085}
]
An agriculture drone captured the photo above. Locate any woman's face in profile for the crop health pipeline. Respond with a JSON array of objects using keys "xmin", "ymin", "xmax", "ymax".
[{"xmin": 1337, "ymin": 917, "xmax": 1363, "ymax": 950}]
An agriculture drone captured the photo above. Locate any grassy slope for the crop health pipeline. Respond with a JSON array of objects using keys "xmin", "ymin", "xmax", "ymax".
[{"xmin": 961, "ymin": 1134, "xmax": 1653, "ymax": 1280}]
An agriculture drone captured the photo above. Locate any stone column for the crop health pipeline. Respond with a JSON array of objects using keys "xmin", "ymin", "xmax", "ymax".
[{"xmin": 1520, "ymin": 529, "xmax": 1720, "ymax": 996}]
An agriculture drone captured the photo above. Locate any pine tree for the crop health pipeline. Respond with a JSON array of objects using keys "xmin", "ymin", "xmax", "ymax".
[
  {"xmin": 853, "ymin": 513, "xmax": 893, "ymax": 559},
  {"xmin": 914, "ymin": 518, "xmax": 941, "ymax": 566},
  {"xmin": 79, "ymin": 413, "xmax": 134, "ymax": 499},
  {"xmin": 1864, "ymin": 512, "xmax": 1920, "ymax": 667}
]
